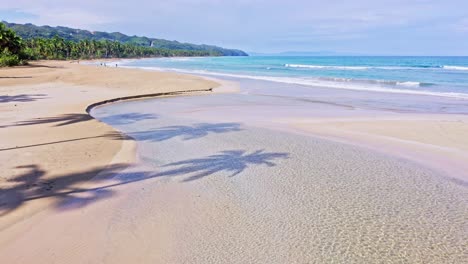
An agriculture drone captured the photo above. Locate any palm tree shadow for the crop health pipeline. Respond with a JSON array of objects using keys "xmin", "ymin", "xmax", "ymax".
[
  {"xmin": 0, "ymin": 150, "xmax": 288, "ymax": 216},
  {"xmin": 128, "ymin": 123, "xmax": 242, "ymax": 142},
  {"xmin": 19, "ymin": 64, "xmax": 63, "ymax": 69},
  {"xmin": 0, "ymin": 76, "xmax": 32, "ymax": 79},
  {"xmin": 0, "ymin": 163, "xmax": 128, "ymax": 216},
  {"xmin": 98, "ymin": 113, "xmax": 158, "ymax": 125},
  {"xmin": 0, "ymin": 165, "xmax": 47, "ymax": 213},
  {"xmin": 0, "ymin": 131, "xmax": 126, "ymax": 152},
  {"xmin": 5, "ymin": 113, "xmax": 93, "ymax": 128},
  {"xmin": 153, "ymin": 149, "xmax": 289, "ymax": 182},
  {"xmin": 0, "ymin": 94, "xmax": 47, "ymax": 103},
  {"xmin": 3, "ymin": 112, "xmax": 156, "ymax": 129}
]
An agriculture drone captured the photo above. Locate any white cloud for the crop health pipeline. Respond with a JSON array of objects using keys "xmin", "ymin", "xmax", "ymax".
[{"xmin": 1, "ymin": 0, "xmax": 468, "ymax": 53}]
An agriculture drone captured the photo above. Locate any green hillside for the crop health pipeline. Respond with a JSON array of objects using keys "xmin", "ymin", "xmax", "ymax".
[{"xmin": 3, "ymin": 22, "xmax": 248, "ymax": 56}]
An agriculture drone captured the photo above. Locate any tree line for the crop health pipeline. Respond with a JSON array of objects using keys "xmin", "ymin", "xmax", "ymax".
[
  {"xmin": 23, "ymin": 36, "xmax": 220, "ymax": 60},
  {"xmin": 0, "ymin": 22, "xmax": 221, "ymax": 67},
  {"xmin": 5, "ymin": 21, "xmax": 248, "ymax": 56}
]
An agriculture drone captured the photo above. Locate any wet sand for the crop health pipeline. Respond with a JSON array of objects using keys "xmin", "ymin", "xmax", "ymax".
[
  {"xmin": 0, "ymin": 60, "xmax": 217, "ymax": 236},
  {"xmin": 91, "ymin": 96, "xmax": 468, "ymax": 263},
  {"xmin": 293, "ymin": 118, "xmax": 468, "ymax": 184},
  {"xmin": 1, "ymin": 62, "xmax": 467, "ymax": 263}
]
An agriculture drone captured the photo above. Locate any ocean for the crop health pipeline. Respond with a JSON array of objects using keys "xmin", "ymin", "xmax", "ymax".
[
  {"xmin": 91, "ymin": 56, "xmax": 468, "ymax": 261},
  {"xmin": 119, "ymin": 56, "xmax": 468, "ymax": 98},
  {"xmin": 88, "ymin": 55, "xmax": 468, "ymax": 262}
]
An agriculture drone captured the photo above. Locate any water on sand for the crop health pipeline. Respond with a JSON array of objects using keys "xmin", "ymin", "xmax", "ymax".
[
  {"xmin": 120, "ymin": 56, "xmax": 468, "ymax": 99},
  {"xmin": 91, "ymin": 78, "xmax": 468, "ymax": 263}
]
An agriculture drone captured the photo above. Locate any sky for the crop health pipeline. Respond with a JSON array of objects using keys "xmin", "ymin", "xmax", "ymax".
[{"xmin": 1, "ymin": 0, "xmax": 468, "ymax": 55}]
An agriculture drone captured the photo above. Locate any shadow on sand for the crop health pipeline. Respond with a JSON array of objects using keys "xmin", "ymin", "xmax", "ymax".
[
  {"xmin": 11, "ymin": 113, "xmax": 93, "ymax": 127},
  {"xmin": 19, "ymin": 64, "xmax": 64, "ymax": 69},
  {"xmin": 2, "ymin": 112, "xmax": 157, "ymax": 129},
  {"xmin": 128, "ymin": 123, "xmax": 243, "ymax": 142},
  {"xmin": 0, "ymin": 132, "xmax": 126, "ymax": 152},
  {"xmin": 0, "ymin": 149, "xmax": 288, "ymax": 216},
  {"xmin": 0, "ymin": 94, "xmax": 47, "ymax": 103},
  {"xmin": 0, "ymin": 76, "xmax": 33, "ymax": 79},
  {"xmin": 157, "ymin": 149, "xmax": 289, "ymax": 182},
  {"xmin": 0, "ymin": 163, "xmax": 127, "ymax": 217},
  {"xmin": 98, "ymin": 113, "xmax": 158, "ymax": 125}
]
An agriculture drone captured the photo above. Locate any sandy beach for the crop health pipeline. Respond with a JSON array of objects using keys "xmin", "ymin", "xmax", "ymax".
[
  {"xmin": 1, "ymin": 61, "xmax": 467, "ymax": 263},
  {"xmin": 292, "ymin": 118, "xmax": 468, "ymax": 184},
  {"xmin": 0, "ymin": 61, "xmax": 216, "ymax": 232}
]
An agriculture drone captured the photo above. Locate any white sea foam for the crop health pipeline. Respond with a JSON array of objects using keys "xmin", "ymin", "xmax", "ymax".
[
  {"xmin": 443, "ymin": 65, "xmax": 468, "ymax": 71},
  {"xmin": 285, "ymin": 64, "xmax": 369, "ymax": 70},
  {"xmin": 123, "ymin": 66, "xmax": 468, "ymax": 99},
  {"xmin": 285, "ymin": 64, "xmax": 468, "ymax": 72},
  {"xmin": 166, "ymin": 57, "xmax": 195, "ymax": 61},
  {"xmin": 396, "ymin": 81, "xmax": 421, "ymax": 87},
  {"xmin": 284, "ymin": 64, "xmax": 426, "ymax": 70}
]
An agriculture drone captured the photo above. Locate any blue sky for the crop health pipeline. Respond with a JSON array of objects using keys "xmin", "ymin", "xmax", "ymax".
[{"xmin": 1, "ymin": 0, "xmax": 468, "ymax": 55}]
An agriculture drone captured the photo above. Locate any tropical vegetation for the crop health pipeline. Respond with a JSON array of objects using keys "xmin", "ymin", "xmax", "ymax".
[
  {"xmin": 4, "ymin": 21, "xmax": 248, "ymax": 56},
  {"xmin": 22, "ymin": 36, "xmax": 218, "ymax": 60},
  {"xmin": 0, "ymin": 22, "xmax": 27, "ymax": 66},
  {"xmin": 0, "ymin": 21, "xmax": 248, "ymax": 67}
]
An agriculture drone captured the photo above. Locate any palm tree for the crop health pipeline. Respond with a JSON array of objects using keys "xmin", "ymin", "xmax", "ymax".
[{"xmin": 0, "ymin": 23, "xmax": 23, "ymax": 54}]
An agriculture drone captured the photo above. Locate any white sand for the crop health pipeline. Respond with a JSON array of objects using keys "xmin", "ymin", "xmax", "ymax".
[{"xmin": 1, "ymin": 62, "xmax": 467, "ymax": 263}]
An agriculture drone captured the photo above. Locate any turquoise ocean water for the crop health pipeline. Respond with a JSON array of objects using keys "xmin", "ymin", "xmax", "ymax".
[{"xmin": 120, "ymin": 56, "xmax": 468, "ymax": 98}]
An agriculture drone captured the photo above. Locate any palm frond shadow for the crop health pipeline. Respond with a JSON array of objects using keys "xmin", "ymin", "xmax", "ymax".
[
  {"xmin": 128, "ymin": 123, "xmax": 242, "ymax": 142},
  {"xmin": 0, "ymin": 163, "xmax": 128, "ymax": 216},
  {"xmin": 0, "ymin": 131, "xmax": 126, "ymax": 152},
  {"xmin": 6, "ymin": 113, "xmax": 93, "ymax": 127},
  {"xmin": 121, "ymin": 149, "xmax": 290, "ymax": 182},
  {"xmin": 2, "ymin": 112, "xmax": 157, "ymax": 128},
  {"xmin": 98, "ymin": 113, "xmax": 158, "ymax": 125},
  {"xmin": 1, "ymin": 149, "xmax": 288, "ymax": 216},
  {"xmin": 0, "ymin": 94, "xmax": 47, "ymax": 103}
]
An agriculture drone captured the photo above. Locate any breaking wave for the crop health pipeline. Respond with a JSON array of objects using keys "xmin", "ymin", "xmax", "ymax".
[
  {"xmin": 284, "ymin": 64, "xmax": 468, "ymax": 71},
  {"xmin": 124, "ymin": 65, "xmax": 468, "ymax": 99}
]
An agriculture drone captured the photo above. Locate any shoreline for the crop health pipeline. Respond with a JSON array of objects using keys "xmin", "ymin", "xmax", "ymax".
[
  {"xmin": 85, "ymin": 88, "xmax": 214, "ymax": 113},
  {"xmin": 107, "ymin": 68, "xmax": 468, "ymax": 184},
  {"xmin": 1, "ymin": 60, "xmax": 467, "ymax": 262},
  {"xmin": 98, "ymin": 69, "xmax": 468, "ymax": 184},
  {"xmin": 114, "ymin": 57, "xmax": 468, "ymax": 100},
  {"xmin": 2, "ymin": 60, "xmax": 466, "ymax": 209},
  {"xmin": 0, "ymin": 60, "xmax": 221, "ymax": 232},
  {"xmin": 89, "ymin": 89, "xmax": 468, "ymax": 263}
]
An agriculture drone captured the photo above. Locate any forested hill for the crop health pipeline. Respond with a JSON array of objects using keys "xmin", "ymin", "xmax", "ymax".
[{"xmin": 3, "ymin": 22, "xmax": 248, "ymax": 56}]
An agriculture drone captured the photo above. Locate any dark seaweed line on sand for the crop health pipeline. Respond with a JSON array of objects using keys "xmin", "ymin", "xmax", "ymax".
[{"xmin": 85, "ymin": 88, "xmax": 213, "ymax": 113}]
